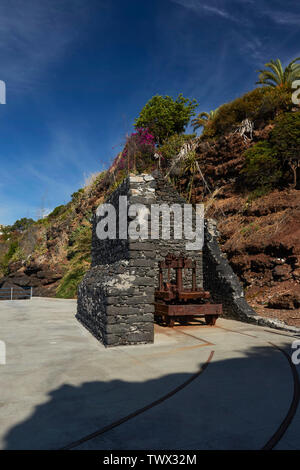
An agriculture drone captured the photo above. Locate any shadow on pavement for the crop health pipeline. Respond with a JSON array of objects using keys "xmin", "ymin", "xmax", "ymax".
[{"xmin": 3, "ymin": 342, "xmax": 299, "ymax": 450}]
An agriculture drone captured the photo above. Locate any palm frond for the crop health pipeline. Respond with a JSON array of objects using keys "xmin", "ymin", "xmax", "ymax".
[{"xmin": 256, "ymin": 57, "xmax": 300, "ymax": 87}]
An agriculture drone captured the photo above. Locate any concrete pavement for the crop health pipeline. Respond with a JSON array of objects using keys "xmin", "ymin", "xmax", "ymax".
[{"xmin": 0, "ymin": 297, "xmax": 299, "ymax": 450}]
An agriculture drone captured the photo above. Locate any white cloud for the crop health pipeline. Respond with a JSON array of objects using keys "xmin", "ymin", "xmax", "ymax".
[
  {"xmin": 170, "ymin": 0, "xmax": 238, "ymax": 22},
  {"xmin": 263, "ymin": 11, "xmax": 300, "ymax": 26},
  {"xmin": 171, "ymin": 0, "xmax": 300, "ymax": 28},
  {"xmin": 202, "ymin": 4, "xmax": 233, "ymax": 19},
  {"xmin": 0, "ymin": 0, "xmax": 92, "ymax": 92},
  {"xmin": 238, "ymin": 35, "xmax": 266, "ymax": 63}
]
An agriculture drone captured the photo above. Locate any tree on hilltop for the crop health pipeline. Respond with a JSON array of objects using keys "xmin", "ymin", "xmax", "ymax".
[
  {"xmin": 192, "ymin": 108, "xmax": 219, "ymax": 131},
  {"xmin": 134, "ymin": 94, "xmax": 198, "ymax": 145}
]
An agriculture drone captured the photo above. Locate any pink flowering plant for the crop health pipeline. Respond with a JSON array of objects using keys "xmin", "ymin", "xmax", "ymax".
[{"xmin": 116, "ymin": 127, "xmax": 156, "ymax": 173}]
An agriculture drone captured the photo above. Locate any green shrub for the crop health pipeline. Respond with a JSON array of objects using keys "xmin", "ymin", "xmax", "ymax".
[
  {"xmin": 240, "ymin": 222, "xmax": 259, "ymax": 236},
  {"xmin": 71, "ymin": 188, "xmax": 84, "ymax": 201},
  {"xmin": 10, "ymin": 218, "xmax": 35, "ymax": 232},
  {"xmin": 68, "ymin": 225, "xmax": 91, "ymax": 263},
  {"xmin": 258, "ymin": 86, "xmax": 292, "ymax": 121},
  {"xmin": 241, "ymin": 141, "xmax": 282, "ymax": 189},
  {"xmin": 0, "ymin": 241, "xmax": 20, "ymax": 275},
  {"xmin": 271, "ymin": 112, "xmax": 300, "ymax": 159},
  {"xmin": 48, "ymin": 205, "xmax": 66, "ymax": 219},
  {"xmin": 88, "ymin": 171, "xmax": 106, "ymax": 189},
  {"xmin": 0, "ymin": 218, "xmax": 34, "ymax": 238},
  {"xmin": 56, "ymin": 265, "xmax": 87, "ymax": 299},
  {"xmin": 106, "ymin": 171, "xmax": 127, "ymax": 196},
  {"xmin": 159, "ymin": 133, "xmax": 195, "ymax": 161},
  {"xmin": 202, "ymin": 86, "xmax": 292, "ymax": 139},
  {"xmin": 35, "ymin": 217, "xmax": 50, "ymax": 228},
  {"xmin": 5, "ymin": 241, "xmax": 19, "ymax": 260},
  {"xmin": 56, "ymin": 224, "xmax": 91, "ymax": 299},
  {"xmin": 0, "ymin": 226, "xmax": 13, "ymax": 240},
  {"xmin": 270, "ymin": 111, "xmax": 300, "ymax": 187},
  {"xmin": 246, "ymin": 186, "xmax": 272, "ymax": 202}
]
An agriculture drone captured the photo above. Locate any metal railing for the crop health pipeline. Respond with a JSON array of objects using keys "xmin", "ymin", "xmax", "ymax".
[{"xmin": 0, "ymin": 287, "xmax": 33, "ymax": 300}]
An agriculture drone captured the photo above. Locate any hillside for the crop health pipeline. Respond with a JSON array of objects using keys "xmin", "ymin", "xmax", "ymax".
[
  {"xmin": 0, "ymin": 173, "xmax": 109, "ymax": 298},
  {"xmin": 0, "ymin": 85, "xmax": 299, "ymax": 327},
  {"xmin": 190, "ymin": 130, "xmax": 300, "ymax": 327}
]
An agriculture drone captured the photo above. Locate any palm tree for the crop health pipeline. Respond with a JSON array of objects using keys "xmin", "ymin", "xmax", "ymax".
[
  {"xmin": 192, "ymin": 109, "xmax": 218, "ymax": 131},
  {"xmin": 256, "ymin": 58, "xmax": 300, "ymax": 87}
]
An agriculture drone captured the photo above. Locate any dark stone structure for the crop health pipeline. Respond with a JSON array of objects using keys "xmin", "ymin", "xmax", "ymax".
[
  {"xmin": 203, "ymin": 219, "xmax": 256, "ymax": 322},
  {"xmin": 77, "ymin": 171, "xmax": 258, "ymax": 347},
  {"xmin": 77, "ymin": 172, "xmax": 203, "ymax": 347}
]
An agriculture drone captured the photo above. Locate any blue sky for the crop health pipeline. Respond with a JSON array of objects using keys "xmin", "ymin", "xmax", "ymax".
[{"xmin": 0, "ymin": 0, "xmax": 300, "ymax": 224}]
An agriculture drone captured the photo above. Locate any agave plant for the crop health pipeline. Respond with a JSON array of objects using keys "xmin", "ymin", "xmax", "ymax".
[
  {"xmin": 256, "ymin": 58, "xmax": 300, "ymax": 87},
  {"xmin": 181, "ymin": 150, "xmax": 198, "ymax": 202},
  {"xmin": 192, "ymin": 108, "xmax": 219, "ymax": 131}
]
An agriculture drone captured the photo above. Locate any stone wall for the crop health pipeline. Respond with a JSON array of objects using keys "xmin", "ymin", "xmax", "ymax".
[
  {"xmin": 77, "ymin": 175, "xmax": 156, "ymax": 347},
  {"xmin": 77, "ymin": 172, "xmax": 203, "ymax": 347},
  {"xmin": 203, "ymin": 219, "xmax": 300, "ymax": 333},
  {"xmin": 77, "ymin": 172, "xmax": 300, "ymax": 345},
  {"xmin": 151, "ymin": 171, "xmax": 203, "ymax": 288},
  {"xmin": 203, "ymin": 219, "xmax": 257, "ymax": 321}
]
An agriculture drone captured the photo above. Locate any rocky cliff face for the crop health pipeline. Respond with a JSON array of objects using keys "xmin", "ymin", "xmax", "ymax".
[
  {"xmin": 0, "ymin": 173, "xmax": 109, "ymax": 298},
  {"xmin": 186, "ymin": 128, "xmax": 300, "ymax": 327}
]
